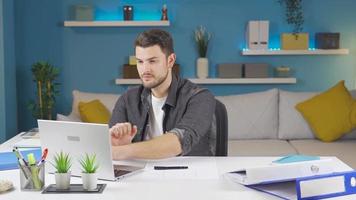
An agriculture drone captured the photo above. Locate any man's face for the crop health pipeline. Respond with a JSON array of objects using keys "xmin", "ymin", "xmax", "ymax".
[{"xmin": 135, "ymin": 45, "xmax": 174, "ymax": 89}]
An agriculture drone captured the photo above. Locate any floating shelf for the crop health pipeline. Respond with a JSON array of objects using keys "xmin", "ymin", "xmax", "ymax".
[
  {"xmin": 115, "ymin": 78, "xmax": 297, "ymax": 85},
  {"xmin": 241, "ymin": 49, "xmax": 349, "ymax": 55},
  {"xmin": 64, "ymin": 20, "xmax": 170, "ymax": 27}
]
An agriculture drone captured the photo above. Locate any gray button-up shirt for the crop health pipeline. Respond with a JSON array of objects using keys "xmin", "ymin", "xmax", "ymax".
[{"xmin": 109, "ymin": 74, "xmax": 216, "ymax": 156}]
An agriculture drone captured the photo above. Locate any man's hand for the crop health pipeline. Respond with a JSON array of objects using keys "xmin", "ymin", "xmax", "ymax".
[{"xmin": 110, "ymin": 122, "xmax": 138, "ymax": 146}]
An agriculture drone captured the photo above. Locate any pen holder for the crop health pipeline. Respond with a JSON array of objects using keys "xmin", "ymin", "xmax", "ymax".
[{"xmin": 19, "ymin": 162, "xmax": 45, "ymax": 191}]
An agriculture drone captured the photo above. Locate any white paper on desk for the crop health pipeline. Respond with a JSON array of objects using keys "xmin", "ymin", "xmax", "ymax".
[
  {"xmin": 13, "ymin": 138, "xmax": 41, "ymax": 148},
  {"xmin": 138, "ymin": 157, "xmax": 219, "ymax": 180}
]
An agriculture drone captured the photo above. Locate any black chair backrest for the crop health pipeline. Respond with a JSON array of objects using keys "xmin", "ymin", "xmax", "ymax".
[{"xmin": 215, "ymin": 99, "xmax": 228, "ymax": 156}]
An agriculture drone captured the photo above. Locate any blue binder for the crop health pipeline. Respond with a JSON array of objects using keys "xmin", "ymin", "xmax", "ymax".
[
  {"xmin": 296, "ymin": 171, "xmax": 356, "ymax": 200},
  {"xmin": 0, "ymin": 148, "xmax": 42, "ymax": 170},
  {"xmin": 248, "ymin": 170, "xmax": 356, "ymax": 200}
]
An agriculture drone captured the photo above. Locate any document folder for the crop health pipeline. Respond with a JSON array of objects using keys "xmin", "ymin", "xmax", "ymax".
[
  {"xmin": 296, "ymin": 170, "xmax": 356, "ymax": 200},
  {"xmin": 227, "ymin": 159, "xmax": 335, "ymax": 185},
  {"xmin": 247, "ymin": 171, "xmax": 356, "ymax": 200},
  {"xmin": 226, "ymin": 158, "xmax": 356, "ymax": 199}
]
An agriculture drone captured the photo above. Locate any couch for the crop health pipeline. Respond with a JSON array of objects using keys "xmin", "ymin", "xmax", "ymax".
[{"xmin": 59, "ymin": 89, "xmax": 356, "ymax": 169}]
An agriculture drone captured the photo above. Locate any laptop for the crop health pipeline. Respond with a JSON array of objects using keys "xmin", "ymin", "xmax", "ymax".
[{"xmin": 38, "ymin": 120, "xmax": 145, "ymax": 181}]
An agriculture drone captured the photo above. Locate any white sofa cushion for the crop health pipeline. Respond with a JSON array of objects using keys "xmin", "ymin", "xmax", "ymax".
[
  {"xmin": 70, "ymin": 90, "xmax": 120, "ymax": 119},
  {"xmin": 278, "ymin": 90, "xmax": 318, "ymax": 139},
  {"xmin": 216, "ymin": 88, "xmax": 278, "ymax": 139},
  {"xmin": 56, "ymin": 113, "xmax": 82, "ymax": 122},
  {"xmin": 341, "ymin": 90, "xmax": 356, "ymax": 139}
]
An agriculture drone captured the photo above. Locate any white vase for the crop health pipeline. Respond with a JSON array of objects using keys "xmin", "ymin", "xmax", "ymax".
[
  {"xmin": 55, "ymin": 172, "xmax": 71, "ymax": 190},
  {"xmin": 196, "ymin": 57, "xmax": 209, "ymax": 79},
  {"xmin": 82, "ymin": 173, "xmax": 97, "ymax": 190}
]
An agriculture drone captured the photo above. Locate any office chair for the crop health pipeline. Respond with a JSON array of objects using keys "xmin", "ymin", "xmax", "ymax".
[{"xmin": 215, "ymin": 99, "xmax": 228, "ymax": 156}]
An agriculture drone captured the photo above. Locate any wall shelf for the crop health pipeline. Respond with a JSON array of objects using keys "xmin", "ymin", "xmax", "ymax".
[
  {"xmin": 241, "ymin": 49, "xmax": 349, "ymax": 56},
  {"xmin": 115, "ymin": 78, "xmax": 297, "ymax": 85},
  {"xmin": 64, "ymin": 20, "xmax": 170, "ymax": 27}
]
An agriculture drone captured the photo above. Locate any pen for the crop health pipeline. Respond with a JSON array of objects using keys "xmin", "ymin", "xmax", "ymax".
[
  {"xmin": 12, "ymin": 148, "xmax": 30, "ymax": 179},
  {"xmin": 37, "ymin": 148, "xmax": 48, "ymax": 166},
  {"xmin": 154, "ymin": 166, "xmax": 188, "ymax": 170},
  {"xmin": 41, "ymin": 148, "xmax": 48, "ymax": 161},
  {"xmin": 13, "ymin": 148, "xmax": 28, "ymax": 166}
]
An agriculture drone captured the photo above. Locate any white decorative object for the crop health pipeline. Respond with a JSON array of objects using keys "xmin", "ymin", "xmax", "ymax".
[
  {"xmin": 196, "ymin": 57, "xmax": 209, "ymax": 79},
  {"xmin": 194, "ymin": 25, "xmax": 211, "ymax": 79},
  {"xmin": 246, "ymin": 21, "xmax": 269, "ymax": 50},
  {"xmin": 0, "ymin": 180, "xmax": 13, "ymax": 192},
  {"xmin": 55, "ymin": 172, "xmax": 71, "ymax": 190},
  {"xmin": 82, "ymin": 173, "xmax": 97, "ymax": 190}
]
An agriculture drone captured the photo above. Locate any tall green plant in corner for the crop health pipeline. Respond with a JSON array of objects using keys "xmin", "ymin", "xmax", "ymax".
[
  {"xmin": 278, "ymin": 0, "xmax": 304, "ymax": 36},
  {"xmin": 28, "ymin": 61, "xmax": 60, "ymax": 120}
]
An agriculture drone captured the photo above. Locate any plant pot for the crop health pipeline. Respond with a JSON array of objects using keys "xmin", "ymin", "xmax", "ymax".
[
  {"xmin": 281, "ymin": 33, "xmax": 309, "ymax": 50},
  {"xmin": 55, "ymin": 172, "xmax": 71, "ymax": 190},
  {"xmin": 82, "ymin": 172, "xmax": 97, "ymax": 190},
  {"xmin": 196, "ymin": 57, "xmax": 209, "ymax": 79}
]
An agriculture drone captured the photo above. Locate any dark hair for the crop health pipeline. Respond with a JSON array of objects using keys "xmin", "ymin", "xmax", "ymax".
[{"xmin": 134, "ymin": 29, "xmax": 174, "ymax": 56}]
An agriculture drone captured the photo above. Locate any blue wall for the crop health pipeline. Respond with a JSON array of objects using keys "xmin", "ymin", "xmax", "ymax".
[
  {"xmin": 12, "ymin": 0, "xmax": 356, "ymax": 133},
  {"xmin": 0, "ymin": 0, "xmax": 5, "ymax": 142},
  {"xmin": 0, "ymin": 0, "xmax": 17, "ymax": 142}
]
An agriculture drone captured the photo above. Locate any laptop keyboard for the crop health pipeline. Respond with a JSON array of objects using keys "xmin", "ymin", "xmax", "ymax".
[{"xmin": 114, "ymin": 169, "xmax": 131, "ymax": 177}]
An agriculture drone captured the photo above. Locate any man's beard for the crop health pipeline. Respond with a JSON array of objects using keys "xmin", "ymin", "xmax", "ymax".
[{"xmin": 141, "ymin": 70, "xmax": 169, "ymax": 89}]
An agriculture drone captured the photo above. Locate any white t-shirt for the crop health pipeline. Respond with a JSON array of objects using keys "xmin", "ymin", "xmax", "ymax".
[{"xmin": 145, "ymin": 94, "xmax": 167, "ymax": 140}]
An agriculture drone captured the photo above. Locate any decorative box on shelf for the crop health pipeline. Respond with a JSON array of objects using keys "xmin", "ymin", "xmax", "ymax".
[
  {"xmin": 73, "ymin": 4, "xmax": 94, "ymax": 21},
  {"xmin": 217, "ymin": 64, "xmax": 243, "ymax": 78},
  {"xmin": 274, "ymin": 66, "xmax": 292, "ymax": 78},
  {"xmin": 315, "ymin": 32, "xmax": 340, "ymax": 49},
  {"xmin": 281, "ymin": 33, "xmax": 309, "ymax": 50}
]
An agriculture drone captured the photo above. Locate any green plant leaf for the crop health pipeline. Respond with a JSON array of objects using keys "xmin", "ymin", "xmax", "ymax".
[
  {"xmin": 50, "ymin": 151, "xmax": 72, "ymax": 173},
  {"xmin": 194, "ymin": 25, "xmax": 211, "ymax": 58},
  {"xmin": 278, "ymin": 0, "xmax": 304, "ymax": 34},
  {"xmin": 28, "ymin": 61, "xmax": 60, "ymax": 120},
  {"xmin": 79, "ymin": 153, "xmax": 99, "ymax": 174}
]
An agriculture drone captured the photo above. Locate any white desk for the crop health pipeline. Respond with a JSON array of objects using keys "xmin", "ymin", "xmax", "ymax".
[{"xmin": 0, "ymin": 134, "xmax": 353, "ymax": 200}]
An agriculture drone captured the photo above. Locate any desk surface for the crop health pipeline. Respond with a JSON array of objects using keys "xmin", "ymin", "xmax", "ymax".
[{"xmin": 0, "ymin": 134, "xmax": 354, "ymax": 200}]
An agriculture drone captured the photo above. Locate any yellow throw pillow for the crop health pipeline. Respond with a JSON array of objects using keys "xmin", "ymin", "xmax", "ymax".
[
  {"xmin": 78, "ymin": 99, "xmax": 110, "ymax": 124},
  {"xmin": 295, "ymin": 80, "xmax": 355, "ymax": 142}
]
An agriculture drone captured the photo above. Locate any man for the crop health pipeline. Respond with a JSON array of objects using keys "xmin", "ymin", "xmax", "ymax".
[{"xmin": 109, "ymin": 29, "xmax": 216, "ymax": 160}]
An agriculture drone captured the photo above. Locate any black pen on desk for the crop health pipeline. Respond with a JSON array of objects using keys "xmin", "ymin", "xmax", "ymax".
[{"xmin": 154, "ymin": 166, "xmax": 188, "ymax": 170}]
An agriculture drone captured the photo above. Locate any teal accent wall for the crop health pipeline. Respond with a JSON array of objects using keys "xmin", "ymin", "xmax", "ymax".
[
  {"xmin": 0, "ymin": 0, "xmax": 5, "ymax": 142},
  {"xmin": 10, "ymin": 0, "xmax": 356, "ymax": 132},
  {"xmin": 0, "ymin": 0, "xmax": 17, "ymax": 142}
]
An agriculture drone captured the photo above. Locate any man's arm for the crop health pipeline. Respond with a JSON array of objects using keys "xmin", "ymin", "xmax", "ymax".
[
  {"xmin": 112, "ymin": 133, "xmax": 182, "ymax": 160},
  {"xmin": 109, "ymin": 94, "xmax": 128, "ymax": 128}
]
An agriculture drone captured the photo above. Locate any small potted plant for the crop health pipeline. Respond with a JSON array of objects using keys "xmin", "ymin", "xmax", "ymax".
[
  {"xmin": 194, "ymin": 25, "xmax": 211, "ymax": 79},
  {"xmin": 51, "ymin": 151, "xmax": 72, "ymax": 190},
  {"xmin": 278, "ymin": 0, "xmax": 308, "ymax": 50},
  {"xmin": 79, "ymin": 153, "xmax": 99, "ymax": 190}
]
